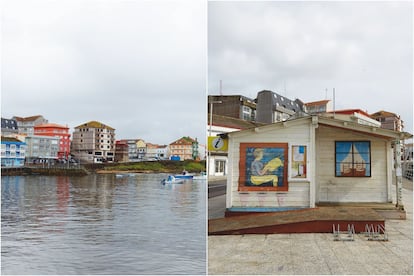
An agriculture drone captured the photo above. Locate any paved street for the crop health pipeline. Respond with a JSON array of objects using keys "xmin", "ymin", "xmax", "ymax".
[{"xmin": 208, "ymin": 178, "xmax": 413, "ymax": 275}]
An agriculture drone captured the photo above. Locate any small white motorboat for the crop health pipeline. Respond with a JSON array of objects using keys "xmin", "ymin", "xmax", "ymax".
[
  {"xmin": 161, "ymin": 175, "xmax": 184, "ymax": 185},
  {"xmin": 193, "ymin": 172, "xmax": 207, "ymax": 180}
]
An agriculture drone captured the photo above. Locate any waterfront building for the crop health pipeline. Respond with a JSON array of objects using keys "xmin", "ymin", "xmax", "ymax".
[
  {"xmin": 13, "ymin": 115, "xmax": 48, "ymax": 136},
  {"xmin": 255, "ymin": 90, "xmax": 305, "ymax": 124},
  {"xmin": 169, "ymin": 136, "xmax": 198, "ymax": 161},
  {"xmin": 1, "ymin": 118, "xmax": 19, "ymax": 136},
  {"xmin": 1, "ymin": 136, "xmax": 26, "ymax": 167},
  {"xmin": 146, "ymin": 143, "xmax": 169, "ymax": 160},
  {"xmin": 71, "ymin": 121, "xmax": 115, "ymax": 163},
  {"xmin": 371, "ymin": 110, "xmax": 404, "ymax": 132},
  {"xmin": 34, "ymin": 123, "xmax": 71, "ymax": 159},
  {"xmin": 208, "ymin": 95, "xmax": 256, "ymax": 122},
  {"xmin": 115, "ymin": 140, "xmax": 129, "ymax": 163},
  {"xmin": 224, "ymin": 115, "xmax": 412, "ymax": 215},
  {"xmin": 25, "ymin": 135, "xmax": 59, "ymax": 163}
]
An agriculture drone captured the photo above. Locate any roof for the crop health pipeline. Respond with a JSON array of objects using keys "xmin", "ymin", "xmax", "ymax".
[
  {"xmin": 1, "ymin": 136, "xmax": 25, "ymax": 143},
  {"xmin": 258, "ymin": 90, "xmax": 302, "ymax": 112},
  {"xmin": 75, "ymin": 121, "xmax": 115, "ymax": 130},
  {"xmin": 327, "ymin": 109, "xmax": 371, "ymax": 118},
  {"xmin": 13, "ymin": 115, "xmax": 44, "ymax": 122},
  {"xmin": 34, "ymin": 123, "xmax": 68, "ymax": 129},
  {"xmin": 210, "ymin": 114, "xmax": 266, "ymax": 130},
  {"xmin": 170, "ymin": 136, "xmax": 196, "ymax": 145},
  {"xmin": 370, "ymin": 110, "xmax": 399, "ymax": 118},
  {"xmin": 228, "ymin": 115, "xmax": 412, "ymax": 140},
  {"xmin": 304, "ymin": 100, "xmax": 330, "ymax": 107}
]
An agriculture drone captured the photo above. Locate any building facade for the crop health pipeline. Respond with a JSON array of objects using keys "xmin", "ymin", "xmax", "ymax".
[
  {"xmin": 208, "ymin": 95, "xmax": 256, "ymax": 121},
  {"xmin": 1, "ymin": 118, "xmax": 19, "ymax": 136},
  {"xmin": 371, "ymin": 110, "xmax": 404, "ymax": 132},
  {"xmin": 225, "ymin": 116, "xmax": 411, "ymax": 214},
  {"xmin": 115, "ymin": 140, "xmax": 129, "ymax": 163},
  {"xmin": 169, "ymin": 136, "xmax": 197, "ymax": 161},
  {"xmin": 255, "ymin": 90, "xmax": 305, "ymax": 124},
  {"xmin": 304, "ymin": 100, "xmax": 332, "ymax": 114},
  {"xmin": 71, "ymin": 121, "xmax": 115, "ymax": 163},
  {"xmin": 34, "ymin": 123, "xmax": 71, "ymax": 159},
  {"xmin": 25, "ymin": 135, "xmax": 59, "ymax": 163},
  {"xmin": 1, "ymin": 137, "xmax": 26, "ymax": 167},
  {"xmin": 13, "ymin": 115, "xmax": 48, "ymax": 136}
]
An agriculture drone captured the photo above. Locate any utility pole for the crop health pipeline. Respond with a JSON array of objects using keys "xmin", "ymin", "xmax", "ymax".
[{"xmin": 208, "ymin": 99, "xmax": 222, "ymax": 176}]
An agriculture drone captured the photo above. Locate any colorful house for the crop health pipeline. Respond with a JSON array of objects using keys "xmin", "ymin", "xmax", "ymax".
[
  {"xmin": 34, "ymin": 123, "xmax": 71, "ymax": 159},
  {"xmin": 225, "ymin": 115, "xmax": 411, "ymax": 214},
  {"xmin": 169, "ymin": 136, "xmax": 198, "ymax": 161},
  {"xmin": 1, "ymin": 137, "xmax": 26, "ymax": 167}
]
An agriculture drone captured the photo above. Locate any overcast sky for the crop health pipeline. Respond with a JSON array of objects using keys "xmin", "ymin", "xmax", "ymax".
[
  {"xmin": 1, "ymin": 0, "xmax": 206, "ymax": 145},
  {"xmin": 208, "ymin": 1, "xmax": 413, "ymax": 135}
]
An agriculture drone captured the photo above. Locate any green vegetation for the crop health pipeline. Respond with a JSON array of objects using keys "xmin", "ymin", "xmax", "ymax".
[{"xmin": 101, "ymin": 160, "xmax": 206, "ymax": 173}]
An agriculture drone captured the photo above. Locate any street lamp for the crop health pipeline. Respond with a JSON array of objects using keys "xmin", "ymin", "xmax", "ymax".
[{"xmin": 208, "ymin": 100, "xmax": 222, "ymax": 176}]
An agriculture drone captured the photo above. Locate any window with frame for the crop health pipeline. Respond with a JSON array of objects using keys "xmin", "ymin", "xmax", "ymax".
[{"xmin": 335, "ymin": 141, "xmax": 371, "ymax": 177}]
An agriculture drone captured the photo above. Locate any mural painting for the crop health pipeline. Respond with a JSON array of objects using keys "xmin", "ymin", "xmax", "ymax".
[
  {"xmin": 335, "ymin": 141, "xmax": 371, "ymax": 177},
  {"xmin": 239, "ymin": 143, "xmax": 288, "ymax": 191}
]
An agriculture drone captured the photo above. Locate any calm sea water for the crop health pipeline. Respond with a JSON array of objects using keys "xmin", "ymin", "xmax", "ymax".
[{"xmin": 1, "ymin": 174, "xmax": 206, "ymax": 275}]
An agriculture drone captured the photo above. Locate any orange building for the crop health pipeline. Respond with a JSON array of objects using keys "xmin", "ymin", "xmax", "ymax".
[{"xmin": 34, "ymin": 123, "xmax": 71, "ymax": 159}]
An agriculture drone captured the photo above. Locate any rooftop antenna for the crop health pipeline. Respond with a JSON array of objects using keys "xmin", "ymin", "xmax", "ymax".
[{"xmin": 325, "ymin": 88, "xmax": 328, "ymax": 100}]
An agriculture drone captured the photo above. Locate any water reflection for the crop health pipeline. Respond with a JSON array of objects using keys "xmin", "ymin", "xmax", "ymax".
[{"xmin": 1, "ymin": 174, "xmax": 206, "ymax": 275}]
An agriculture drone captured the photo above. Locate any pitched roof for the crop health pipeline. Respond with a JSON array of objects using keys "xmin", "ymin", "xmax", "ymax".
[
  {"xmin": 13, "ymin": 115, "xmax": 44, "ymax": 122},
  {"xmin": 75, "ymin": 121, "xmax": 115, "ymax": 130},
  {"xmin": 170, "ymin": 136, "xmax": 196, "ymax": 145},
  {"xmin": 1, "ymin": 136, "xmax": 24, "ymax": 143},
  {"xmin": 34, "ymin": 123, "xmax": 68, "ymax": 129},
  {"xmin": 304, "ymin": 100, "xmax": 330, "ymax": 107},
  {"xmin": 370, "ymin": 110, "xmax": 399, "ymax": 118}
]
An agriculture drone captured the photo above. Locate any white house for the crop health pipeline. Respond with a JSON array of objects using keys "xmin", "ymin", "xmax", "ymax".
[{"xmin": 225, "ymin": 115, "xmax": 411, "ymax": 213}]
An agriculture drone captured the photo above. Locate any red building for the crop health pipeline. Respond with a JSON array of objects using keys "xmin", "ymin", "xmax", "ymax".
[{"xmin": 34, "ymin": 123, "xmax": 71, "ymax": 159}]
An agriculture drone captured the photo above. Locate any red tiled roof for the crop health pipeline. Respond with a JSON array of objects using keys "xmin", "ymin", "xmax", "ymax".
[{"xmin": 304, "ymin": 100, "xmax": 330, "ymax": 107}]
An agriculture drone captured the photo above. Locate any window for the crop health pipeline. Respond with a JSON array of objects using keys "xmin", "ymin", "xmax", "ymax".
[{"xmin": 335, "ymin": 141, "xmax": 371, "ymax": 177}]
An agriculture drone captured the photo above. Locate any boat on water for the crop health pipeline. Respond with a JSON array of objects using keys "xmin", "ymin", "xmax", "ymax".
[
  {"xmin": 174, "ymin": 170, "xmax": 194, "ymax": 179},
  {"xmin": 193, "ymin": 172, "xmax": 207, "ymax": 180},
  {"xmin": 161, "ymin": 175, "xmax": 184, "ymax": 185}
]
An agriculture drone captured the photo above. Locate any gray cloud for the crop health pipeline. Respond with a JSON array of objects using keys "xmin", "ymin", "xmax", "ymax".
[
  {"xmin": 209, "ymin": 1, "xmax": 412, "ymax": 134},
  {"xmin": 2, "ymin": 0, "xmax": 206, "ymax": 145}
]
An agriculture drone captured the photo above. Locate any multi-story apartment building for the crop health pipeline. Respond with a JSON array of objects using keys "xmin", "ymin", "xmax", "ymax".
[
  {"xmin": 25, "ymin": 135, "xmax": 59, "ymax": 163},
  {"xmin": 370, "ymin": 110, "xmax": 404, "ymax": 132},
  {"xmin": 13, "ymin": 115, "xmax": 48, "ymax": 136},
  {"xmin": 71, "ymin": 121, "xmax": 115, "ymax": 163},
  {"xmin": 304, "ymin": 100, "xmax": 332, "ymax": 114},
  {"xmin": 208, "ymin": 95, "xmax": 256, "ymax": 122},
  {"xmin": 34, "ymin": 123, "xmax": 71, "ymax": 159},
  {"xmin": 169, "ymin": 136, "xmax": 198, "ymax": 161},
  {"xmin": 255, "ymin": 90, "xmax": 305, "ymax": 124},
  {"xmin": 1, "ymin": 137, "xmax": 26, "ymax": 167},
  {"xmin": 1, "ymin": 118, "xmax": 19, "ymax": 136}
]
